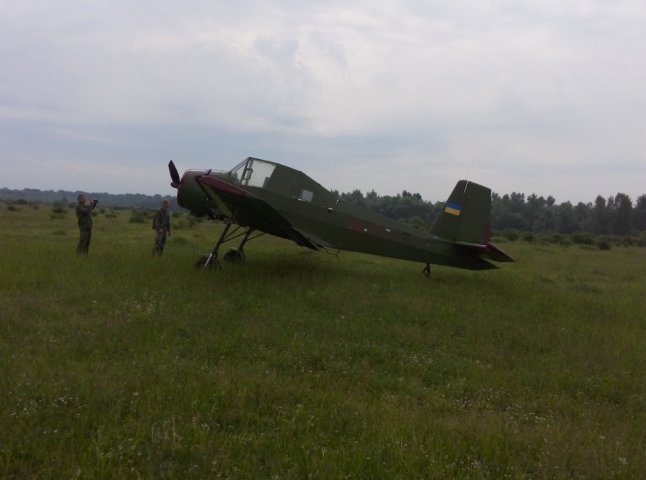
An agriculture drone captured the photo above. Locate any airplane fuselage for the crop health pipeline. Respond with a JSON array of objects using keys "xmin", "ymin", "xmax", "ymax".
[{"xmin": 172, "ymin": 157, "xmax": 512, "ymax": 271}]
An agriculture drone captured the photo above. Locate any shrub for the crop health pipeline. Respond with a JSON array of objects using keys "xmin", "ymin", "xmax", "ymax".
[
  {"xmin": 551, "ymin": 233, "xmax": 563, "ymax": 244},
  {"xmin": 597, "ymin": 237, "xmax": 612, "ymax": 250},
  {"xmin": 503, "ymin": 228, "xmax": 520, "ymax": 241},
  {"xmin": 537, "ymin": 233, "xmax": 556, "ymax": 244},
  {"xmin": 51, "ymin": 205, "xmax": 67, "ymax": 214},
  {"xmin": 129, "ymin": 212, "xmax": 147, "ymax": 224},
  {"xmin": 521, "ymin": 232, "xmax": 535, "ymax": 243},
  {"xmin": 638, "ymin": 232, "xmax": 646, "ymax": 247},
  {"xmin": 571, "ymin": 232, "xmax": 594, "ymax": 245}
]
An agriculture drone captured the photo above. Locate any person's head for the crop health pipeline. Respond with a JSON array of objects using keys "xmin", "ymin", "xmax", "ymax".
[
  {"xmin": 162, "ymin": 199, "xmax": 170, "ymax": 210},
  {"xmin": 77, "ymin": 194, "xmax": 86, "ymax": 204}
]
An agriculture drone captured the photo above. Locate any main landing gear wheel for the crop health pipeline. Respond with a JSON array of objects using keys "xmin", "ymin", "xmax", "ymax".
[
  {"xmin": 223, "ymin": 248, "xmax": 245, "ymax": 263},
  {"xmin": 195, "ymin": 254, "xmax": 220, "ymax": 270}
]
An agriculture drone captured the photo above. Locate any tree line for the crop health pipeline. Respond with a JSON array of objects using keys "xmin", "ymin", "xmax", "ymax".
[
  {"xmin": 0, "ymin": 188, "xmax": 176, "ymax": 210},
  {"xmin": 336, "ymin": 189, "xmax": 646, "ymax": 237},
  {"xmin": 2, "ymin": 186, "xmax": 645, "ymax": 236}
]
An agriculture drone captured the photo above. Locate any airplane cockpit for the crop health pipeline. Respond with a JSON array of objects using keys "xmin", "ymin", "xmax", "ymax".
[
  {"xmin": 228, "ymin": 157, "xmax": 337, "ymax": 206},
  {"xmin": 230, "ymin": 157, "xmax": 276, "ymax": 189}
]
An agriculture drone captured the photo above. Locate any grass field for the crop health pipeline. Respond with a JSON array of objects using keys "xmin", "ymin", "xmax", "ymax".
[{"xmin": 1, "ymin": 203, "xmax": 645, "ymax": 479}]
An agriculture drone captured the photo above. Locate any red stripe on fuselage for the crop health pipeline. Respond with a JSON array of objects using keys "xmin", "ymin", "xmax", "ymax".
[{"xmin": 198, "ymin": 175, "xmax": 246, "ymax": 197}]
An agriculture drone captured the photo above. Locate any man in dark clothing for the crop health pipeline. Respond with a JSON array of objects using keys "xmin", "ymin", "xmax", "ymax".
[
  {"xmin": 76, "ymin": 194, "xmax": 97, "ymax": 254},
  {"xmin": 152, "ymin": 199, "xmax": 172, "ymax": 255}
]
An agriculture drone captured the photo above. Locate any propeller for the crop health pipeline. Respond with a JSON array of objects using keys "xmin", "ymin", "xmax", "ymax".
[{"xmin": 168, "ymin": 160, "xmax": 181, "ymax": 188}]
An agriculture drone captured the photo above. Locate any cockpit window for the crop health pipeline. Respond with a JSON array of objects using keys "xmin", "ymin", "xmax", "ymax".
[
  {"xmin": 300, "ymin": 189, "xmax": 314, "ymax": 202},
  {"xmin": 230, "ymin": 158, "xmax": 276, "ymax": 189}
]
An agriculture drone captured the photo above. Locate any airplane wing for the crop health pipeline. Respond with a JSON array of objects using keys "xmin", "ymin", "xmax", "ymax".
[{"xmin": 197, "ymin": 175, "xmax": 321, "ymax": 251}]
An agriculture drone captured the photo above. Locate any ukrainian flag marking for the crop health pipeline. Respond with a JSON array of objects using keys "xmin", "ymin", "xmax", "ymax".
[{"xmin": 444, "ymin": 201, "xmax": 461, "ymax": 216}]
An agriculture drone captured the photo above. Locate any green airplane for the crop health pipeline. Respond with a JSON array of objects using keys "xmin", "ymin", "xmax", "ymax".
[{"xmin": 168, "ymin": 157, "xmax": 513, "ymax": 275}]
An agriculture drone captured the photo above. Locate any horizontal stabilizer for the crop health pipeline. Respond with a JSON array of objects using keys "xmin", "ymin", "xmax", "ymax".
[
  {"xmin": 483, "ymin": 242, "xmax": 514, "ymax": 262},
  {"xmin": 454, "ymin": 241, "xmax": 514, "ymax": 263}
]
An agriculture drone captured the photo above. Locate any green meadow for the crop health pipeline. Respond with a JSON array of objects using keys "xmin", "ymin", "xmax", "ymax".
[{"xmin": 1, "ymin": 203, "xmax": 644, "ymax": 479}]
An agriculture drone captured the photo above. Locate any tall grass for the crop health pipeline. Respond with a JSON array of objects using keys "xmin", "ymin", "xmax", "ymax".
[{"xmin": 1, "ymin": 205, "xmax": 644, "ymax": 478}]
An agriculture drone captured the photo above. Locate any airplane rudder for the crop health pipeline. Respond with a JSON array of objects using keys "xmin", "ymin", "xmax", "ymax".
[{"xmin": 459, "ymin": 181, "xmax": 492, "ymax": 244}]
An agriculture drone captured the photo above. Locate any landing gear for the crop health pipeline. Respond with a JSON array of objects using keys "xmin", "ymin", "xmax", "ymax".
[
  {"xmin": 422, "ymin": 263, "xmax": 431, "ymax": 278},
  {"xmin": 195, "ymin": 221, "xmax": 264, "ymax": 270},
  {"xmin": 223, "ymin": 248, "xmax": 245, "ymax": 263},
  {"xmin": 195, "ymin": 254, "xmax": 219, "ymax": 270}
]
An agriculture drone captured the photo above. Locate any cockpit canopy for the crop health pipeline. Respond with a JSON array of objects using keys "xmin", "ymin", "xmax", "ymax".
[
  {"xmin": 229, "ymin": 157, "xmax": 337, "ymax": 205},
  {"xmin": 230, "ymin": 158, "xmax": 276, "ymax": 189}
]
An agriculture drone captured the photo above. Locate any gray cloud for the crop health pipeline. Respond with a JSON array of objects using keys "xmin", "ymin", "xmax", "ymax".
[{"xmin": 1, "ymin": 0, "xmax": 645, "ymax": 202}]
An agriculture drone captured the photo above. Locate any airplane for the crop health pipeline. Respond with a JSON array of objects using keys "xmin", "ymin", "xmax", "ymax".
[{"xmin": 168, "ymin": 157, "xmax": 513, "ymax": 276}]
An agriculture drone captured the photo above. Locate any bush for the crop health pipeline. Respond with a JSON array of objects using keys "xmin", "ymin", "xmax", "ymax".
[
  {"xmin": 536, "ymin": 233, "xmax": 556, "ymax": 244},
  {"xmin": 129, "ymin": 212, "xmax": 147, "ymax": 224},
  {"xmin": 638, "ymin": 232, "xmax": 646, "ymax": 247},
  {"xmin": 503, "ymin": 228, "xmax": 520, "ymax": 241},
  {"xmin": 521, "ymin": 232, "xmax": 535, "ymax": 243},
  {"xmin": 571, "ymin": 232, "xmax": 595, "ymax": 245},
  {"xmin": 172, "ymin": 216, "xmax": 199, "ymax": 230},
  {"xmin": 51, "ymin": 205, "xmax": 67, "ymax": 214},
  {"xmin": 597, "ymin": 237, "xmax": 612, "ymax": 250},
  {"xmin": 7, "ymin": 205, "xmax": 19, "ymax": 212}
]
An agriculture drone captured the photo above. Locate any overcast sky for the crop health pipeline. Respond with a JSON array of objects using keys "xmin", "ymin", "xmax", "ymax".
[{"xmin": 1, "ymin": 0, "xmax": 645, "ymax": 203}]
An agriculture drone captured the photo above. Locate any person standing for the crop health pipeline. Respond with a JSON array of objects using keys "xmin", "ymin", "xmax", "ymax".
[
  {"xmin": 76, "ymin": 194, "xmax": 97, "ymax": 254},
  {"xmin": 152, "ymin": 199, "xmax": 172, "ymax": 254}
]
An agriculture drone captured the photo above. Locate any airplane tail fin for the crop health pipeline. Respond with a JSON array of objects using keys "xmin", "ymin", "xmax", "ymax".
[
  {"xmin": 430, "ymin": 180, "xmax": 513, "ymax": 263},
  {"xmin": 431, "ymin": 180, "xmax": 492, "ymax": 244}
]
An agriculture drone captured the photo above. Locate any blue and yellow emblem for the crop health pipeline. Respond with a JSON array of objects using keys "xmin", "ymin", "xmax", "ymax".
[{"xmin": 444, "ymin": 201, "xmax": 461, "ymax": 216}]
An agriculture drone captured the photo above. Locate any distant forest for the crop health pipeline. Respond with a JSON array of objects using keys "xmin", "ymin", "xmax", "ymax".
[
  {"xmin": 336, "ymin": 189, "xmax": 646, "ymax": 237},
  {"xmin": 2, "ymin": 186, "xmax": 645, "ymax": 237},
  {"xmin": 0, "ymin": 188, "xmax": 173, "ymax": 210}
]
